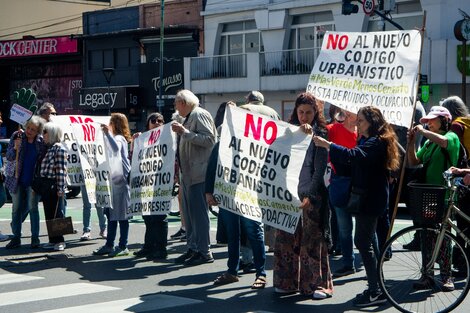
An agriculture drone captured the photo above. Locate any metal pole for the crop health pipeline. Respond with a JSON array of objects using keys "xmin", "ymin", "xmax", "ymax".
[
  {"xmin": 158, "ymin": 0, "xmax": 165, "ymax": 113},
  {"xmin": 463, "ymin": 41, "xmax": 467, "ymax": 105}
]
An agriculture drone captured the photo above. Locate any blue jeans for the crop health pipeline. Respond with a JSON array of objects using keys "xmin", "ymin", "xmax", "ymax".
[
  {"xmin": 334, "ymin": 205, "xmax": 355, "ymax": 268},
  {"xmin": 0, "ymin": 183, "xmax": 6, "ymax": 208},
  {"xmin": 81, "ymin": 185, "xmax": 106, "ymax": 232},
  {"xmin": 220, "ymin": 209, "xmax": 266, "ymax": 277},
  {"xmin": 104, "ymin": 208, "xmax": 129, "ymax": 249},
  {"xmin": 11, "ymin": 185, "xmax": 40, "ymax": 238}
]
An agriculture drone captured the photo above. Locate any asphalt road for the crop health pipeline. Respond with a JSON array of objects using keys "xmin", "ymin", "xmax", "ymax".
[{"xmin": 0, "ymin": 195, "xmax": 469, "ymax": 313}]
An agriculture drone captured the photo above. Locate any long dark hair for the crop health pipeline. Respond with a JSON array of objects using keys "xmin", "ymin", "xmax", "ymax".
[
  {"xmin": 289, "ymin": 92, "xmax": 327, "ymax": 133},
  {"xmin": 357, "ymin": 106, "xmax": 399, "ymax": 171}
]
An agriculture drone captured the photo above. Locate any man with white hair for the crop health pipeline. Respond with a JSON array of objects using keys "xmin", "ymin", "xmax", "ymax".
[{"xmin": 171, "ymin": 89, "xmax": 218, "ymax": 266}]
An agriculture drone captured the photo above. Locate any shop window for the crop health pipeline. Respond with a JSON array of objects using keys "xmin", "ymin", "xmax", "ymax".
[
  {"xmin": 89, "ymin": 50, "xmax": 103, "ymax": 70},
  {"xmin": 103, "ymin": 49, "xmax": 114, "ymax": 68},
  {"xmin": 116, "ymin": 48, "xmax": 130, "ymax": 68}
]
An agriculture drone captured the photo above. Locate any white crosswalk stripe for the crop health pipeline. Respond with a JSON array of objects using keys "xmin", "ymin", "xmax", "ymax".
[
  {"xmin": 0, "ymin": 282, "xmax": 119, "ymax": 307},
  {"xmin": 0, "ymin": 273, "xmax": 203, "ymax": 312},
  {"xmin": 0, "ymin": 273, "xmax": 44, "ymax": 285},
  {"xmin": 36, "ymin": 294, "xmax": 203, "ymax": 313}
]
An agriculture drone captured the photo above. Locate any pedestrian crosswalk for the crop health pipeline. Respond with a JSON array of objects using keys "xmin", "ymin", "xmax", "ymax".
[{"xmin": 0, "ymin": 273, "xmax": 202, "ymax": 313}]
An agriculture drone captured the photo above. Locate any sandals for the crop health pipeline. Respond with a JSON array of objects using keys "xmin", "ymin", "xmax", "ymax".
[
  {"xmin": 251, "ymin": 276, "xmax": 267, "ymax": 289},
  {"xmin": 213, "ymin": 272, "xmax": 239, "ymax": 285}
]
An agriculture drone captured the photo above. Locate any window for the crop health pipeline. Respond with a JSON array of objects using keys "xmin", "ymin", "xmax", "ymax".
[{"xmin": 219, "ymin": 20, "xmax": 263, "ymax": 55}]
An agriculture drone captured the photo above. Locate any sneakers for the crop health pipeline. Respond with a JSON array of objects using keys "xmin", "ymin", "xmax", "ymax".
[
  {"xmin": 43, "ymin": 242, "xmax": 55, "ymax": 249},
  {"xmin": 134, "ymin": 248, "xmax": 151, "ymax": 258},
  {"xmin": 99, "ymin": 229, "xmax": 107, "ymax": 239},
  {"xmin": 5, "ymin": 237, "xmax": 21, "ymax": 249},
  {"xmin": 147, "ymin": 250, "xmax": 168, "ymax": 261},
  {"xmin": 108, "ymin": 246, "xmax": 129, "ymax": 257},
  {"xmin": 184, "ymin": 251, "xmax": 214, "ymax": 266},
  {"xmin": 30, "ymin": 237, "xmax": 40, "ymax": 249},
  {"xmin": 403, "ymin": 238, "xmax": 421, "ymax": 251},
  {"xmin": 54, "ymin": 242, "xmax": 66, "ymax": 251},
  {"xmin": 93, "ymin": 245, "xmax": 114, "ymax": 256},
  {"xmin": 413, "ymin": 275, "xmax": 436, "ymax": 290},
  {"xmin": 170, "ymin": 228, "xmax": 186, "ymax": 240},
  {"xmin": 441, "ymin": 277, "xmax": 455, "ymax": 292},
  {"xmin": 353, "ymin": 289, "xmax": 387, "ymax": 307},
  {"xmin": 0, "ymin": 232, "xmax": 9, "ymax": 242},
  {"xmin": 333, "ymin": 266, "xmax": 356, "ymax": 278},
  {"xmin": 80, "ymin": 232, "xmax": 91, "ymax": 241},
  {"xmin": 174, "ymin": 249, "xmax": 195, "ymax": 264}
]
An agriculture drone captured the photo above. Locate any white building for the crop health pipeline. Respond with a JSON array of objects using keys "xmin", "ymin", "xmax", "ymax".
[{"xmin": 184, "ymin": 0, "xmax": 470, "ymax": 120}]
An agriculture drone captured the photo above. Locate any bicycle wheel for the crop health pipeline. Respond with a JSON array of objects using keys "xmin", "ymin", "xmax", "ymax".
[{"xmin": 378, "ymin": 226, "xmax": 470, "ymax": 313}]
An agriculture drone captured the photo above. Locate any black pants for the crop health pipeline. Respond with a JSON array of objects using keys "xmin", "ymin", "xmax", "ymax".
[
  {"xmin": 42, "ymin": 190, "xmax": 65, "ymax": 243},
  {"xmin": 143, "ymin": 215, "xmax": 168, "ymax": 252}
]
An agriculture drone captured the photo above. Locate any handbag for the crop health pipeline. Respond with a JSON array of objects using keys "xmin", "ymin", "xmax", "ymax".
[
  {"xmin": 345, "ymin": 186, "xmax": 367, "ymax": 215},
  {"xmin": 46, "ymin": 196, "xmax": 74, "ymax": 237}
]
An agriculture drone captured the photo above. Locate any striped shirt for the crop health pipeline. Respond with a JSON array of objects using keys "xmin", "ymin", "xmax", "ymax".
[{"xmin": 40, "ymin": 143, "xmax": 68, "ymax": 193}]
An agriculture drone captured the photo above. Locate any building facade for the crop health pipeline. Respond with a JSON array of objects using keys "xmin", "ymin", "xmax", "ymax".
[{"xmin": 185, "ymin": 0, "xmax": 470, "ymax": 120}]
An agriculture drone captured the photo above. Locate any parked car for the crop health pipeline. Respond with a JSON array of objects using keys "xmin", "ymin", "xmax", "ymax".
[{"xmin": 0, "ymin": 138, "xmax": 80, "ymax": 200}]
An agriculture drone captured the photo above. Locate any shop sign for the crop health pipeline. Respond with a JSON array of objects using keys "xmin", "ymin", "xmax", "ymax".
[
  {"xmin": 73, "ymin": 87, "xmax": 139, "ymax": 110},
  {"xmin": 0, "ymin": 36, "xmax": 78, "ymax": 58}
]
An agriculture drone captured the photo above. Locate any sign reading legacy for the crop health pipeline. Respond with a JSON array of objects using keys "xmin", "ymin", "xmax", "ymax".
[{"xmin": 73, "ymin": 87, "xmax": 139, "ymax": 110}]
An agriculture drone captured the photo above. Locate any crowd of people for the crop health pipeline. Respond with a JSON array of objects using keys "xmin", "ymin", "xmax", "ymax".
[{"xmin": 1, "ymin": 91, "xmax": 469, "ymax": 308}]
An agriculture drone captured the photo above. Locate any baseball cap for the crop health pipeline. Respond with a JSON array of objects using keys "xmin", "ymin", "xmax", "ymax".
[
  {"xmin": 419, "ymin": 106, "xmax": 452, "ymax": 123},
  {"xmin": 246, "ymin": 91, "xmax": 264, "ymax": 104}
]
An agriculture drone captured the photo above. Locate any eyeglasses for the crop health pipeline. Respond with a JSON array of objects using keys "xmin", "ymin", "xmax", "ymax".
[
  {"xmin": 150, "ymin": 118, "xmax": 164, "ymax": 125},
  {"xmin": 50, "ymin": 112, "xmax": 57, "ymax": 115}
]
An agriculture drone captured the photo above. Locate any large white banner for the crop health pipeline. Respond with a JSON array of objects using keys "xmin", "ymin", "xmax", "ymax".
[
  {"xmin": 213, "ymin": 106, "xmax": 311, "ymax": 233},
  {"xmin": 51, "ymin": 115, "xmax": 110, "ymax": 186},
  {"xmin": 128, "ymin": 123, "xmax": 176, "ymax": 217},
  {"xmin": 71, "ymin": 122, "xmax": 113, "ymax": 207},
  {"xmin": 307, "ymin": 30, "xmax": 422, "ymax": 128}
]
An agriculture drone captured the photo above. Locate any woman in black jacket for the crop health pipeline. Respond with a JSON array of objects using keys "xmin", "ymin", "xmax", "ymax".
[{"xmin": 313, "ymin": 106, "xmax": 399, "ymax": 307}]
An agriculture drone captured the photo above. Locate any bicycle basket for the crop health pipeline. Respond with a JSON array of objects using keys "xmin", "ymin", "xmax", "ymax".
[{"xmin": 407, "ymin": 182, "xmax": 446, "ymax": 226}]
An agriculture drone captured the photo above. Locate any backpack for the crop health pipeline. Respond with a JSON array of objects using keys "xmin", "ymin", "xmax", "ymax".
[{"xmin": 454, "ymin": 117, "xmax": 470, "ymax": 168}]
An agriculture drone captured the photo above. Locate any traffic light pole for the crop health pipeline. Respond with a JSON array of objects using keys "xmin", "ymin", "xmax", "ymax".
[{"xmin": 356, "ymin": 0, "xmax": 404, "ymax": 30}]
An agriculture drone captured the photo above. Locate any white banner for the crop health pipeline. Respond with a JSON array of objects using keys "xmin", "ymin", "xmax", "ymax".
[
  {"xmin": 213, "ymin": 106, "xmax": 310, "ymax": 233},
  {"xmin": 128, "ymin": 123, "xmax": 176, "ymax": 216},
  {"xmin": 51, "ymin": 115, "xmax": 110, "ymax": 186},
  {"xmin": 70, "ymin": 122, "xmax": 112, "ymax": 207},
  {"xmin": 9, "ymin": 103, "xmax": 33, "ymax": 125},
  {"xmin": 307, "ymin": 30, "xmax": 422, "ymax": 128}
]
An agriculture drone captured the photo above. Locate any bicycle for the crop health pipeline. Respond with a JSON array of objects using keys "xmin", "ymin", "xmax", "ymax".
[{"xmin": 378, "ymin": 170, "xmax": 470, "ymax": 313}]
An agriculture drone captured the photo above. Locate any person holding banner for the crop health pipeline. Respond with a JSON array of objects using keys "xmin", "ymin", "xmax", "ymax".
[
  {"xmin": 93, "ymin": 113, "xmax": 132, "ymax": 257},
  {"xmin": 4, "ymin": 116, "xmax": 46, "ymax": 249},
  {"xmin": 273, "ymin": 92, "xmax": 333, "ymax": 299},
  {"xmin": 132, "ymin": 112, "xmax": 169, "ymax": 260},
  {"xmin": 171, "ymin": 89, "xmax": 217, "ymax": 266},
  {"xmin": 39, "ymin": 122, "xmax": 68, "ymax": 251},
  {"xmin": 313, "ymin": 106, "xmax": 400, "ymax": 307}
]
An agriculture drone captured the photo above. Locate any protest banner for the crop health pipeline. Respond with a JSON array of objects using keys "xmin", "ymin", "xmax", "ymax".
[
  {"xmin": 52, "ymin": 115, "xmax": 110, "ymax": 186},
  {"xmin": 128, "ymin": 123, "xmax": 176, "ymax": 217},
  {"xmin": 213, "ymin": 106, "xmax": 311, "ymax": 233},
  {"xmin": 9, "ymin": 103, "xmax": 33, "ymax": 125},
  {"xmin": 307, "ymin": 30, "xmax": 422, "ymax": 128},
  {"xmin": 70, "ymin": 122, "xmax": 112, "ymax": 207}
]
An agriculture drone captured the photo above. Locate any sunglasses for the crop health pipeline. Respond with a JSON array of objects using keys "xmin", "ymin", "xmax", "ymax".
[
  {"xmin": 50, "ymin": 112, "xmax": 57, "ymax": 115},
  {"xmin": 150, "ymin": 118, "xmax": 164, "ymax": 124}
]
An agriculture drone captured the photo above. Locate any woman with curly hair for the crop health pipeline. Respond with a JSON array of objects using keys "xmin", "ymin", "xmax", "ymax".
[
  {"xmin": 314, "ymin": 106, "xmax": 400, "ymax": 307},
  {"xmin": 273, "ymin": 92, "xmax": 333, "ymax": 299},
  {"xmin": 93, "ymin": 113, "xmax": 132, "ymax": 257}
]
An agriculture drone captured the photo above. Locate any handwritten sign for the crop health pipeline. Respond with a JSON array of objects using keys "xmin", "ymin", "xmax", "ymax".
[{"xmin": 307, "ymin": 30, "xmax": 421, "ymax": 128}]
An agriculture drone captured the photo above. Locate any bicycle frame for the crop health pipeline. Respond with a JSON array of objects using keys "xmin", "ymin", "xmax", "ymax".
[{"xmin": 426, "ymin": 174, "xmax": 470, "ymax": 273}]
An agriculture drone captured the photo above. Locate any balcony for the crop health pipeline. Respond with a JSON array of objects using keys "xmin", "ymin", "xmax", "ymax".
[{"xmin": 184, "ymin": 48, "xmax": 319, "ymax": 94}]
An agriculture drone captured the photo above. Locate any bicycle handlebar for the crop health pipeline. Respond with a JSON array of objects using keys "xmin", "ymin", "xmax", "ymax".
[{"xmin": 443, "ymin": 170, "xmax": 468, "ymax": 191}]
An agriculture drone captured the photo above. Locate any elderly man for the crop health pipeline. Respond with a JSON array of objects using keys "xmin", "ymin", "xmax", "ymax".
[
  {"xmin": 171, "ymin": 89, "xmax": 218, "ymax": 266},
  {"xmin": 36, "ymin": 102, "xmax": 57, "ymax": 122},
  {"xmin": 240, "ymin": 90, "xmax": 280, "ymax": 120}
]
